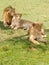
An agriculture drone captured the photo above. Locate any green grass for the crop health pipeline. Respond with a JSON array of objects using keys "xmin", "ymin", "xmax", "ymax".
[{"xmin": 0, "ymin": 0, "xmax": 49, "ymax": 65}]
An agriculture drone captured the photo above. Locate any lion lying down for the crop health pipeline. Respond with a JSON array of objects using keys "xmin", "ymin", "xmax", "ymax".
[
  {"xmin": 10, "ymin": 14, "xmax": 33, "ymax": 30},
  {"xmin": 29, "ymin": 22, "xmax": 47, "ymax": 45}
]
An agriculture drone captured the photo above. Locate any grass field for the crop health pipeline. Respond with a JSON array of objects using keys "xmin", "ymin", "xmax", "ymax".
[{"xmin": 0, "ymin": 0, "xmax": 49, "ymax": 65}]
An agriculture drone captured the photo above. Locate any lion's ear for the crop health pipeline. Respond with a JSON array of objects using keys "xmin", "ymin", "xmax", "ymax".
[
  {"xmin": 32, "ymin": 23, "xmax": 36, "ymax": 27},
  {"xmin": 19, "ymin": 13, "xmax": 22, "ymax": 18},
  {"xmin": 38, "ymin": 22, "xmax": 43, "ymax": 26},
  {"xmin": 18, "ymin": 14, "xmax": 22, "ymax": 19}
]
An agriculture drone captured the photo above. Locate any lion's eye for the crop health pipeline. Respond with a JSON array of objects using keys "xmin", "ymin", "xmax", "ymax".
[{"xmin": 41, "ymin": 33, "xmax": 44, "ymax": 35}]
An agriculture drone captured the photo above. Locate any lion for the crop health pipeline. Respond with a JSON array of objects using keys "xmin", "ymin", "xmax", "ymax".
[
  {"xmin": 28, "ymin": 22, "xmax": 47, "ymax": 45},
  {"xmin": 3, "ymin": 6, "xmax": 15, "ymax": 27}
]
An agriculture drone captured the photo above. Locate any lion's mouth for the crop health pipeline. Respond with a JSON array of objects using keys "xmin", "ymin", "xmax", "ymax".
[{"xmin": 41, "ymin": 34, "xmax": 47, "ymax": 38}]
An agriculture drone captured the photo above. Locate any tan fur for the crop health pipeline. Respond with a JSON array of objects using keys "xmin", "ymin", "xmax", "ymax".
[
  {"xmin": 29, "ymin": 22, "xmax": 47, "ymax": 45},
  {"xmin": 19, "ymin": 19, "xmax": 33, "ymax": 30},
  {"xmin": 10, "ymin": 13, "xmax": 22, "ymax": 29},
  {"xmin": 3, "ymin": 6, "xmax": 15, "ymax": 27},
  {"xmin": 11, "ymin": 18, "xmax": 33, "ymax": 30}
]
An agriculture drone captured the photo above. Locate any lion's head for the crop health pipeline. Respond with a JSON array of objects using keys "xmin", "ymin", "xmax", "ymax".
[
  {"xmin": 10, "ymin": 13, "xmax": 22, "ymax": 29},
  {"xmin": 3, "ymin": 6, "xmax": 15, "ymax": 26}
]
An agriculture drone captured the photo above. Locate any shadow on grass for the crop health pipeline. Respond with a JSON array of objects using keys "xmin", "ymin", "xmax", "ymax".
[
  {"xmin": 3, "ymin": 34, "xmax": 48, "ymax": 52},
  {"xmin": 0, "ymin": 21, "xmax": 11, "ymax": 30}
]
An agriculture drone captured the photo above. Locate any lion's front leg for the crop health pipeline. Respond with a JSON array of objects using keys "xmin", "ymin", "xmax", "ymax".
[
  {"xmin": 29, "ymin": 35, "xmax": 40, "ymax": 45},
  {"xmin": 14, "ymin": 26, "xmax": 19, "ymax": 30}
]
